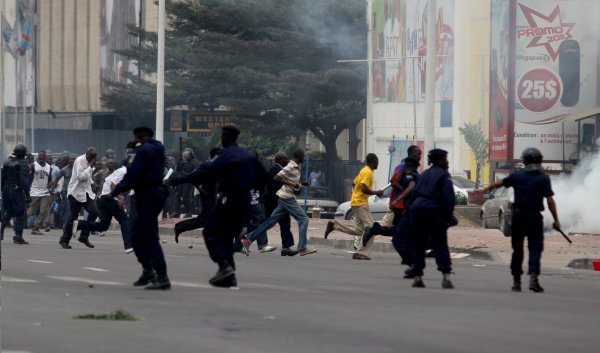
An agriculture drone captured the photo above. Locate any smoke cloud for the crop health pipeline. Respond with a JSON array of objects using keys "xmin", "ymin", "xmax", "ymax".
[{"xmin": 547, "ymin": 145, "xmax": 600, "ymax": 234}]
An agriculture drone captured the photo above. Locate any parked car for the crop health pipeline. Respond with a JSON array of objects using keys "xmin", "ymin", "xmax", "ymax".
[
  {"xmin": 480, "ymin": 186, "xmax": 513, "ymax": 234},
  {"xmin": 335, "ymin": 176, "xmax": 477, "ymax": 221},
  {"xmin": 451, "ymin": 175, "xmax": 476, "ymax": 198},
  {"xmin": 296, "ymin": 186, "xmax": 339, "ymax": 219}
]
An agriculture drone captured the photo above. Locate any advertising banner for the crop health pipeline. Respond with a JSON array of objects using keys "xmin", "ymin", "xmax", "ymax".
[
  {"xmin": 489, "ymin": 0, "xmax": 512, "ymax": 162},
  {"xmin": 513, "ymin": 0, "xmax": 598, "ymax": 161},
  {"xmin": 371, "ymin": 0, "xmax": 454, "ymax": 103}
]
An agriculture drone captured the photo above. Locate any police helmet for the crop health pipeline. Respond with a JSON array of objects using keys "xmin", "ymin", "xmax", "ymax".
[
  {"xmin": 13, "ymin": 144, "xmax": 28, "ymax": 157},
  {"xmin": 521, "ymin": 147, "xmax": 543, "ymax": 165}
]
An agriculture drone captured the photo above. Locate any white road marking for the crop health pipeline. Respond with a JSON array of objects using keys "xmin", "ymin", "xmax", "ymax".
[
  {"xmin": 3, "ymin": 350, "xmax": 33, "ymax": 353},
  {"xmin": 165, "ymin": 255, "xmax": 184, "ymax": 258},
  {"xmin": 27, "ymin": 260, "xmax": 54, "ymax": 264},
  {"xmin": 171, "ymin": 281, "xmax": 213, "ymax": 289},
  {"xmin": 2, "ymin": 276, "xmax": 39, "ymax": 283},
  {"xmin": 46, "ymin": 276, "xmax": 125, "ymax": 286},
  {"xmin": 82, "ymin": 267, "xmax": 109, "ymax": 272},
  {"xmin": 473, "ymin": 264, "xmax": 487, "ymax": 267},
  {"xmin": 451, "ymin": 253, "xmax": 470, "ymax": 259}
]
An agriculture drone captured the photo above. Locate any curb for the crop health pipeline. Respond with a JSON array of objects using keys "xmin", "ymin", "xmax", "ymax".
[
  {"xmin": 309, "ymin": 237, "xmax": 494, "ymax": 261},
  {"xmin": 566, "ymin": 258, "xmax": 600, "ymax": 271}
]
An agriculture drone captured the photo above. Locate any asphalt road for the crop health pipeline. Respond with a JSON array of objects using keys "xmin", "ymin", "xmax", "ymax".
[{"xmin": 2, "ymin": 231, "xmax": 600, "ymax": 353}]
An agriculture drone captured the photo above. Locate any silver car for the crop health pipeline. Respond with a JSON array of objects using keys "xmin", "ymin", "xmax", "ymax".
[
  {"xmin": 480, "ymin": 187, "xmax": 513, "ymax": 234},
  {"xmin": 296, "ymin": 186, "xmax": 339, "ymax": 219}
]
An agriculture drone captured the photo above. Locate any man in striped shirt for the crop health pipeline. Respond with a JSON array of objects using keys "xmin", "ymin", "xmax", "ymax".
[{"xmin": 242, "ymin": 149, "xmax": 316, "ymax": 256}]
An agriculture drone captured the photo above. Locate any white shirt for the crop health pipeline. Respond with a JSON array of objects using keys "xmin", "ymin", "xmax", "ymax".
[
  {"xmin": 101, "ymin": 166, "xmax": 127, "ymax": 196},
  {"xmin": 67, "ymin": 154, "xmax": 96, "ymax": 203},
  {"xmin": 30, "ymin": 162, "xmax": 51, "ymax": 197}
]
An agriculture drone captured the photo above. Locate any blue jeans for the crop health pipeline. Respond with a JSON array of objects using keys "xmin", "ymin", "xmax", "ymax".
[{"xmin": 247, "ymin": 197, "xmax": 309, "ymax": 250}]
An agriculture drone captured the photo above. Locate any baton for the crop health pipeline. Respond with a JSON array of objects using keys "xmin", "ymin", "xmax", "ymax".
[{"xmin": 557, "ymin": 228, "xmax": 572, "ymax": 244}]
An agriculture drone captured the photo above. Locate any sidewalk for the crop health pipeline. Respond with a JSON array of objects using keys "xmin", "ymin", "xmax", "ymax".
[{"xmin": 110, "ymin": 216, "xmax": 600, "ymax": 271}]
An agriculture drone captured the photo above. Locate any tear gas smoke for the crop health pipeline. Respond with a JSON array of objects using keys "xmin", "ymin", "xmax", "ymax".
[{"xmin": 546, "ymin": 144, "xmax": 600, "ymax": 234}]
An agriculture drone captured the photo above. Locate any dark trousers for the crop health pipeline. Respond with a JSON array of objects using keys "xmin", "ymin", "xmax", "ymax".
[
  {"xmin": 60, "ymin": 195, "xmax": 97, "ymax": 244},
  {"xmin": 174, "ymin": 193, "xmax": 215, "ymax": 235},
  {"xmin": 411, "ymin": 207, "xmax": 452, "ymax": 276},
  {"xmin": 511, "ymin": 211, "xmax": 544, "ymax": 276},
  {"xmin": 264, "ymin": 199, "xmax": 294, "ymax": 249},
  {"xmin": 176, "ymin": 184, "xmax": 194, "ymax": 215},
  {"xmin": 392, "ymin": 212, "xmax": 415, "ymax": 265},
  {"xmin": 1, "ymin": 189, "xmax": 27, "ymax": 239},
  {"xmin": 203, "ymin": 200, "xmax": 249, "ymax": 270},
  {"xmin": 77, "ymin": 196, "xmax": 132, "ymax": 249},
  {"xmin": 234, "ymin": 203, "xmax": 268, "ymax": 250},
  {"xmin": 132, "ymin": 188, "xmax": 168, "ymax": 276}
]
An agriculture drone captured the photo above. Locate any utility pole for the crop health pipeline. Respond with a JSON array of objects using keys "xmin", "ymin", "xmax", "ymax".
[
  {"xmin": 155, "ymin": 0, "xmax": 165, "ymax": 142},
  {"xmin": 424, "ymin": 0, "xmax": 437, "ymax": 154}
]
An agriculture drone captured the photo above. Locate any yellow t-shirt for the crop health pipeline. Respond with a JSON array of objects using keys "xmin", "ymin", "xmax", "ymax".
[{"xmin": 351, "ymin": 165, "xmax": 374, "ymax": 207}]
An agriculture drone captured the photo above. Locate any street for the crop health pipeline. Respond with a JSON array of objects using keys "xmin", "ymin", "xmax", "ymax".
[{"xmin": 2, "ymin": 230, "xmax": 600, "ymax": 353}]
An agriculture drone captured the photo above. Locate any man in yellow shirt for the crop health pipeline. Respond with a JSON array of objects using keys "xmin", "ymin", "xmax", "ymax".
[{"xmin": 324, "ymin": 153, "xmax": 383, "ymax": 260}]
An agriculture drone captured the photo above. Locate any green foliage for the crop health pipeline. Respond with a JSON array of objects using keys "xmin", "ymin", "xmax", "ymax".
[
  {"xmin": 101, "ymin": 0, "xmax": 367, "ymax": 163},
  {"xmin": 459, "ymin": 122, "xmax": 489, "ymax": 189},
  {"xmin": 74, "ymin": 309, "xmax": 138, "ymax": 321},
  {"xmin": 455, "ymin": 191, "xmax": 468, "ymax": 205}
]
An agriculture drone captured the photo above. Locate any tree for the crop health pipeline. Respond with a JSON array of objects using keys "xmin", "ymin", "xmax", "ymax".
[
  {"xmin": 101, "ymin": 0, "xmax": 367, "ymax": 163},
  {"xmin": 459, "ymin": 122, "xmax": 489, "ymax": 189}
]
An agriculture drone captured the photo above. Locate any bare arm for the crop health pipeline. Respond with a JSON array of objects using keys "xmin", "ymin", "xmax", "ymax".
[
  {"xmin": 360, "ymin": 184, "xmax": 383, "ymax": 197},
  {"xmin": 390, "ymin": 180, "xmax": 415, "ymax": 205},
  {"xmin": 546, "ymin": 195, "xmax": 561, "ymax": 230},
  {"xmin": 484, "ymin": 180, "xmax": 503, "ymax": 193}
]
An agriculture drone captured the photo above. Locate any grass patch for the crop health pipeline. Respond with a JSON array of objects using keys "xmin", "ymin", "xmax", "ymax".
[{"xmin": 74, "ymin": 309, "xmax": 139, "ymax": 321}]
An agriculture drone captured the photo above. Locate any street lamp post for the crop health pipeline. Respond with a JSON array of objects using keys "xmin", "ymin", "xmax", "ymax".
[{"xmin": 303, "ymin": 143, "xmax": 310, "ymax": 213}]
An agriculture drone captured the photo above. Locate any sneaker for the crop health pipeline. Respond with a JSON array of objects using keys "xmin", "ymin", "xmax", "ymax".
[
  {"xmin": 324, "ymin": 221, "xmax": 335, "ymax": 239},
  {"xmin": 45, "ymin": 226, "xmax": 53, "ymax": 232},
  {"xmin": 298, "ymin": 248, "xmax": 317, "ymax": 256},
  {"xmin": 352, "ymin": 253, "xmax": 371, "ymax": 260},
  {"xmin": 259, "ymin": 245, "xmax": 277, "ymax": 253},
  {"xmin": 97, "ymin": 232, "xmax": 106, "ymax": 237},
  {"xmin": 529, "ymin": 274, "xmax": 544, "ymax": 293},
  {"xmin": 31, "ymin": 229, "xmax": 42, "ymax": 235},
  {"xmin": 145, "ymin": 275, "xmax": 171, "ymax": 290},
  {"xmin": 59, "ymin": 241, "xmax": 72, "ymax": 249},
  {"xmin": 511, "ymin": 281, "xmax": 522, "ymax": 292},
  {"xmin": 281, "ymin": 248, "xmax": 299, "ymax": 256},
  {"xmin": 125, "ymin": 248, "xmax": 135, "ymax": 254},
  {"xmin": 241, "ymin": 235, "xmax": 251, "ymax": 256},
  {"xmin": 441, "ymin": 274, "xmax": 454, "ymax": 289},
  {"xmin": 412, "ymin": 276, "xmax": 425, "ymax": 288},
  {"xmin": 403, "ymin": 266, "xmax": 416, "ymax": 279},
  {"xmin": 71, "ymin": 220, "xmax": 79, "ymax": 235}
]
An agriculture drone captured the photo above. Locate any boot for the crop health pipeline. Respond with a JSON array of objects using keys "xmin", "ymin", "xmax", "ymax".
[
  {"xmin": 529, "ymin": 273, "xmax": 544, "ymax": 293},
  {"xmin": 145, "ymin": 274, "xmax": 171, "ymax": 290},
  {"xmin": 412, "ymin": 276, "xmax": 425, "ymax": 288},
  {"xmin": 13, "ymin": 235, "xmax": 29, "ymax": 245},
  {"xmin": 133, "ymin": 270, "xmax": 157, "ymax": 287},
  {"xmin": 512, "ymin": 276, "xmax": 522, "ymax": 292},
  {"xmin": 209, "ymin": 266, "xmax": 236, "ymax": 288},
  {"xmin": 442, "ymin": 273, "xmax": 454, "ymax": 289}
]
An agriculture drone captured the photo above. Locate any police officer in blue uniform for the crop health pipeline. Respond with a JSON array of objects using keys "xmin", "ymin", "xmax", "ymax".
[
  {"xmin": 485, "ymin": 147, "xmax": 560, "ymax": 293},
  {"xmin": 408, "ymin": 149, "xmax": 457, "ymax": 289},
  {"xmin": 109, "ymin": 127, "xmax": 171, "ymax": 290},
  {"xmin": 168, "ymin": 125, "xmax": 267, "ymax": 288},
  {"xmin": 1, "ymin": 144, "xmax": 31, "ymax": 245}
]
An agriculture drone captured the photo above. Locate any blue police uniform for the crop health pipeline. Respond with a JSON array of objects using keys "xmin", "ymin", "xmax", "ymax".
[
  {"xmin": 391, "ymin": 167, "xmax": 420, "ymax": 265},
  {"xmin": 173, "ymin": 143, "xmax": 267, "ymax": 271},
  {"xmin": 502, "ymin": 170, "xmax": 553, "ymax": 276},
  {"xmin": 408, "ymin": 165, "xmax": 455, "ymax": 276},
  {"xmin": 113, "ymin": 139, "xmax": 169, "ymax": 278},
  {"xmin": 1, "ymin": 155, "xmax": 30, "ymax": 244}
]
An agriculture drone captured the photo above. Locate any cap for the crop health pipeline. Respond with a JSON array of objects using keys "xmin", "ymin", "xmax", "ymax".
[{"xmin": 133, "ymin": 126, "xmax": 154, "ymax": 137}]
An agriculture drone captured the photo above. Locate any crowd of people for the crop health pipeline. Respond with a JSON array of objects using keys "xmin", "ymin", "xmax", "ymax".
[{"xmin": 1, "ymin": 124, "xmax": 562, "ymax": 293}]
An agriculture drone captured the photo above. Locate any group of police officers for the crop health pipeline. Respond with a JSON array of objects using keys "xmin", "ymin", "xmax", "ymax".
[{"xmin": 1, "ymin": 124, "xmax": 561, "ymax": 292}]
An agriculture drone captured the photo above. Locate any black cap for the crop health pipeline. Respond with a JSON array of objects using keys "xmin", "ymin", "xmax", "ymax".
[
  {"xmin": 133, "ymin": 126, "xmax": 154, "ymax": 137},
  {"xmin": 221, "ymin": 124, "xmax": 240, "ymax": 137}
]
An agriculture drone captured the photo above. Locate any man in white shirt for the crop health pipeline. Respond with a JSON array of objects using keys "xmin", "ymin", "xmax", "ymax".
[
  {"xmin": 27, "ymin": 151, "xmax": 53, "ymax": 235},
  {"xmin": 74, "ymin": 159, "xmax": 132, "ymax": 253},
  {"xmin": 59, "ymin": 147, "xmax": 98, "ymax": 249}
]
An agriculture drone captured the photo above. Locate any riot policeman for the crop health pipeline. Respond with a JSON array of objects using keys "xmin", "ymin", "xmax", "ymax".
[
  {"xmin": 485, "ymin": 147, "xmax": 560, "ymax": 293},
  {"xmin": 1, "ymin": 144, "xmax": 31, "ymax": 245}
]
